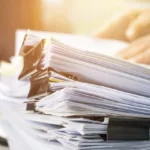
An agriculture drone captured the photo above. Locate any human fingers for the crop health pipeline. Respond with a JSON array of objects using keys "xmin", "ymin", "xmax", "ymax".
[
  {"xmin": 94, "ymin": 9, "xmax": 142, "ymax": 41},
  {"xmin": 126, "ymin": 9, "xmax": 150, "ymax": 41},
  {"xmin": 129, "ymin": 48, "xmax": 150, "ymax": 64},
  {"xmin": 116, "ymin": 35, "xmax": 150, "ymax": 59}
]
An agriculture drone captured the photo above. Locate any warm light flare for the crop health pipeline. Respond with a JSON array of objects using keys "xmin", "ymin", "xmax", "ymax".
[{"xmin": 43, "ymin": 0, "xmax": 63, "ymax": 4}]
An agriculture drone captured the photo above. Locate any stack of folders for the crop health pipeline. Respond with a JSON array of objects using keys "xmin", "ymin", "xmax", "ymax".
[{"xmin": 4, "ymin": 30, "xmax": 150, "ymax": 149}]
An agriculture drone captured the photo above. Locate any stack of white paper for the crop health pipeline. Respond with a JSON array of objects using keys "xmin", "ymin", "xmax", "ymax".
[
  {"xmin": 23, "ymin": 112, "xmax": 108, "ymax": 149},
  {"xmin": 1, "ymin": 30, "xmax": 150, "ymax": 149},
  {"xmin": 0, "ymin": 101, "xmax": 109, "ymax": 150},
  {"xmin": 19, "ymin": 30, "xmax": 127, "ymax": 57},
  {"xmin": 1, "ymin": 106, "xmax": 150, "ymax": 150},
  {"xmin": 35, "ymin": 81, "xmax": 150, "ymax": 118},
  {"xmin": 19, "ymin": 33, "xmax": 150, "ymax": 96},
  {"xmin": 18, "ymin": 31, "xmax": 128, "ymax": 80},
  {"xmin": 19, "ymin": 32, "xmax": 150, "ymax": 97},
  {"xmin": 46, "ymin": 38, "xmax": 150, "ymax": 97}
]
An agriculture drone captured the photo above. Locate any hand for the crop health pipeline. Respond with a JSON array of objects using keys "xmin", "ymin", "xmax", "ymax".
[
  {"xmin": 94, "ymin": 9, "xmax": 150, "ymax": 42},
  {"xmin": 116, "ymin": 35, "xmax": 150, "ymax": 64}
]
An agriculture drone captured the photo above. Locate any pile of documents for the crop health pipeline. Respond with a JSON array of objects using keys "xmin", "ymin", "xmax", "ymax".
[
  {"xmin": 1, "ymin": 30, "xmax": 150, "ymax": 150},
  {"xmin": 19, "ymin": 31, "xmax": 150, "ymax": 97},
  {"xmin": 2, "ymin": 106, "xmax": 150, "ymax": 150}
]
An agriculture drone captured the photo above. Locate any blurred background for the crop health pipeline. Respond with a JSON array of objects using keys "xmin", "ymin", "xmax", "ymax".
[{"xmin": 0, "ymin": 0, "xmax": 150, "ymax": 61}]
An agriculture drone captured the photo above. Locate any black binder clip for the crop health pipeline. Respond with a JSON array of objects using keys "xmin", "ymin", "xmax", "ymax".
[
  {"xmin": 107, "ymin": 117, "xmax": 150, "ymax": 141},
  {"xmin": 28, "ymin": 68, "xmax": 77, "ymax": 100},
  {"xmin": 18, "ymin": 39, "xmax": 45, "ymax": 80}
]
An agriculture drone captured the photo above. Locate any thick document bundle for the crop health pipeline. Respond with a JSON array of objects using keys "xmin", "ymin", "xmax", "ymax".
[
  {"xmin": 35, "ymin": 81, "xmax": 150, "ymax": 118},
  {"xmin": 23, "ymin": 113, "xmax": 150, "ymax": 141},
  {"xmin": 2, "ymin": 107, "xmax": 150, "ymax": 150},
  {"xmin": 48, "ymin": 38, "xmax": 150, "ymax": 97},
  {"xmin": 19, "ymin": 32, "xmax": 150, "ymax": 97}
]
